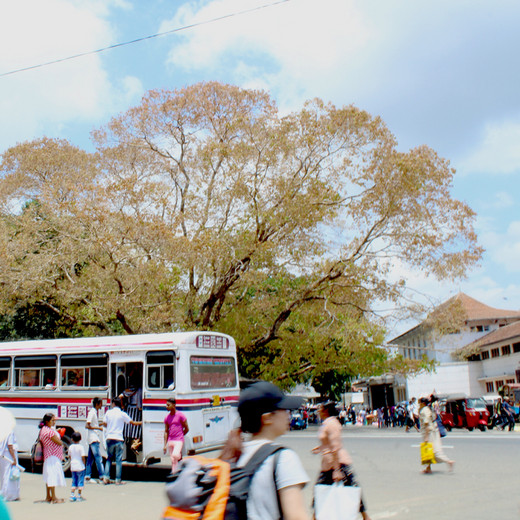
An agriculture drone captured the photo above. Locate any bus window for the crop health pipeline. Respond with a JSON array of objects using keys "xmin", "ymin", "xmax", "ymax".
[
  {"xmin": 60, "ymin": 353, "xmax": 108, "ymax": 388},
  {"xmin": 0, "ymin": 357, "xmax": 10, "ymax": 387},
  {"xmin": 190, "ymin": 356, "xmax": 237, "ymax": 389},
  {"xmin": 14, "ymin": 355, "xmax": 57, "ymax": 388},
  {"xmin": 146, "ymin": 351, "xmax": 175, "ymax": 390}
]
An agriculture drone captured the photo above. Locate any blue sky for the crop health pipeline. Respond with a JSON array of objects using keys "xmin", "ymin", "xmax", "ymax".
[{"xmin": 1, "ymin": 0, "xmax": 519, "ymax": 335}]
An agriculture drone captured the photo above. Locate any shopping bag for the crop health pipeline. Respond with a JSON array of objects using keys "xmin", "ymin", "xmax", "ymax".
[
  {"xmin": 420, "ymin": 442, "xmax": 436, "ymax": 464},
  {"xmin": 9, "ymin": 465, "xmax": 21, "ymax": 481},
  {"xmin": 314, "ymin": 483, "xmax": 362, "ymax": 520}
]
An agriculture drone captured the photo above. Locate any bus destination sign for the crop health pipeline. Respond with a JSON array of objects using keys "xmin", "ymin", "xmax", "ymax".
[{"xmin": 196, "ymin": 335, "xmax": 229, "ymax": 349}]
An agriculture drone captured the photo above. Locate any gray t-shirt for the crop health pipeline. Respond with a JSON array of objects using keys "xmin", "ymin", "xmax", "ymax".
[{"xmin": 237, "ymin": 439, "xmax": 309, "ymax": 520}]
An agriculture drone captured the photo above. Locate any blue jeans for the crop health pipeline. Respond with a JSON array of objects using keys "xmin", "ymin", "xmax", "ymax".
[
  {"xmin": 72, "ymin": 470, "xmax": 85, "ymax": 488},
  {"xmin": 86, "ymin": 441, "xmax": 105, "ymax": 479},
  {"xmin": 105, "ymin": 439, "xmax": 124, "ymax": 482}
]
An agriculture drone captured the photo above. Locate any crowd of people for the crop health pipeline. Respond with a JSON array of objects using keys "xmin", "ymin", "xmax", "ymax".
[
  {"xmin": 334, "ymin": 399, "xmax": 422, "ymax": 430},
  {"xmin": 0, "ymin": 391, "xmax": 189, "ymax": 509},
  {"xmin": 1, "ymin": 383, "xmax": 518, "ymax": 519}
]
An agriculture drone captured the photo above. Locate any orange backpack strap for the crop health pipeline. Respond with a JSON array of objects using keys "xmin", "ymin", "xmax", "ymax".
[
  {"xmin": 201, "ymin": 458, "xmax": 231, "ymax": 520},
  {"xmin": 162, "ymin": 506, "xmax": 201, "ymax": 520}
]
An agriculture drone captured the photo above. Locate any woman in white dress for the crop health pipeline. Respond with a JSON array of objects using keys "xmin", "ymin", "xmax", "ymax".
[{"xmin": 0, "ymin": 432, "xmax": 20, "ymax": 501}]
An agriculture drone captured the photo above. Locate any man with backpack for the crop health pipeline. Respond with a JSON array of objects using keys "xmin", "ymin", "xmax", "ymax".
[
  {"xmin": 233, "ymin": 381, "xmax": 310, "ymax": 520},
  {"xmin": 163, "ymin": 381, "xmax": 310, "ymax": 520}
]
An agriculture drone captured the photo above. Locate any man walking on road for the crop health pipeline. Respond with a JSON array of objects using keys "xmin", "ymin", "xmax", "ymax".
[
  {"xmin": 103, "ymin": 398, "xmax": 142, "ymax": 485},
  {"xmin": 405, "ymin": 398, "xmax": 420, "ymax": 432}
]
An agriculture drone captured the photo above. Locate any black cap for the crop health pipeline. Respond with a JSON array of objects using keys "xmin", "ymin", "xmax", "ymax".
[{"xmin": 238, "ymin": 382, "xmax": 303, "ymax": 415}]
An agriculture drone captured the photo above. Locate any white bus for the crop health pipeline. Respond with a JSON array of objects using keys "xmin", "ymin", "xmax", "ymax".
[{"xmin": 0, "ymin": 331, "xmax": 239, "ymax": 470}]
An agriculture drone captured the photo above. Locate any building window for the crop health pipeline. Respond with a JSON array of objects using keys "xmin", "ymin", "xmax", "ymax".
[
  {"xmin": 495, "ymin": 380, "xmax": 504, "ymax": 391},
  {"xmin": 506, "ymin": 379, "xmax": 515, "ymax": 384},
  {"xmin": 471, "ymin": 325, "xmax": 485, "ymax": 332},
  {"xmin": 485, "ymin": 382, "xmax": 494, "ymax": 393},
  {"xmin": 501, "ymin": 345, "xmax": 511, "ymax": 356},
  {"xmin": 513, "ymin": 342, "xmax": 520, "ymax": 353},
  {"xmin": 491, "ymin": 348, "xmax": 500, "ymax": 358},
  {"xmin": 481, "ymin": 350, "xmax": 490, "ymax": 360}
]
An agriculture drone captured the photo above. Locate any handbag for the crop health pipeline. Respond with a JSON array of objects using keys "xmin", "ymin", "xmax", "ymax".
[
  {"xmin": 314, "ymin": 483, "xmax": 362, "ymax": 520},
  {"xmin": 31, "ymin": 434, "xmax": 44, "ymax": 465},
  {"xmin": 436, "ymin": 416, "xmax": 447, "ymax": 437},
  {"xmin": 420, "ymin": 442, "xmax": 436, "ymax": 465}
]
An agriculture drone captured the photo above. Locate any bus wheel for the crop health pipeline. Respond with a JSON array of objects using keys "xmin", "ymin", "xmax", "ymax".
[{"xmin": 61, "ymin": 435, "xmax": 72, "ymax": 474}]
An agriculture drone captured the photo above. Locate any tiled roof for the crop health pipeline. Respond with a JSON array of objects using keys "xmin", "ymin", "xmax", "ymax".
[
  {"xmin": 451, "ymin": 293, "xmax": 520, "ymax": 321},
  {"xmin": 467, "ymin": 320, "xmax": 520, "ymax": 349},
  {"xmin": 389, "ymin": 293, "xmax": 520, "ymax": 343}
]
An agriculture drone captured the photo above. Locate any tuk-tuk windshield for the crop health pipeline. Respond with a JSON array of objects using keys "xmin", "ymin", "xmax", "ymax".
[{"xmin": 467, "ymin": 398, "xmax": 487, "ymax": 410}]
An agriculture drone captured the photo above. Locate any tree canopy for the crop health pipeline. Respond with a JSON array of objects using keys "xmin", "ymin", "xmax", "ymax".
[{"xmin": 0, "ymin": 82, "xmax": 481, "ymax": 387}]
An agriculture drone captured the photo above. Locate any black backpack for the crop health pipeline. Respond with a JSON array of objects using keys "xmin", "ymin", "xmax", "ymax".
[{"xmin": 162, "ymin": 443, "xmax": 285, "ymax": 520}]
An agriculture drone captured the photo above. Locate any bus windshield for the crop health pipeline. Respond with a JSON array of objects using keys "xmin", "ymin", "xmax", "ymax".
[{"xmin": 190, "ymin": 356, "xmax": 237, "ymax": 389}]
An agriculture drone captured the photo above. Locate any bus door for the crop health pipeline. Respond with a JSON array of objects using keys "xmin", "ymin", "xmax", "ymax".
[{"xmin": 109, "ymin": 355, "xmax": 144, "ymax": 462}]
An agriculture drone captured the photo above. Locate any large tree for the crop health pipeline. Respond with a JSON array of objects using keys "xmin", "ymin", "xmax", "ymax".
[{"xmin": 0, "ymin": 82, "xmax": 481, "ymax": 384}]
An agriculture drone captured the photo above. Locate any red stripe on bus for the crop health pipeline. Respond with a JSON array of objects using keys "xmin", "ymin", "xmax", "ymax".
[
  {"xmin": 143, "ymin": 396, "xmax": 239, "ymax": 405},
  {"xmin": 0, "ymin": 340, "xmax": 175, "ymax": 352},
  {"xmin": 0, "ymin": 397, "xmax": 94, "ymax": 404}
]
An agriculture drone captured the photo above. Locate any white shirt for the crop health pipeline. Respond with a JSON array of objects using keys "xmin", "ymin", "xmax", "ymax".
[
  {"xmin": 68, "ymin": 443, "xmax": 86, "ymax": 472},
  {"xmin": 104, "ymin": 407, "xmax": 131, "ymax": 441},
  {"xmin": 237, "ymin": 439, "xmax": 309, "ymax": 520},
  {"xmin": 86, "ymin": 407, "xmax": 102, "ymax": 444}
]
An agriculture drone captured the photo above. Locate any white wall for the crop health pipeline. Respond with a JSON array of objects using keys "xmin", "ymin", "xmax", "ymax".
[{"xmin": 406, "ymin": 362, "xmax": 476, "ymax": 398}]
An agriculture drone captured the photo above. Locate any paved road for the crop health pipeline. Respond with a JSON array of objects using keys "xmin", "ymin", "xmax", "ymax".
[{"xmin": 5, "ymin": 425, "xmax": 520, "ymax": 520}]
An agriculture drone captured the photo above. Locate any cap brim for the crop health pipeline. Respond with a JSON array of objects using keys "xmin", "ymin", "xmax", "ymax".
[
  {"xmin": 0, "ymin": 407, "xmax": 15, "ymax": 442},
  {"xmin": 277, "ymin": 395, "xmax": 304, "ymax": 410}
]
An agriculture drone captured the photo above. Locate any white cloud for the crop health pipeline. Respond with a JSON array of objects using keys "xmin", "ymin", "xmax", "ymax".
[
  {"xmin": 159, "ymin": 0, "xmax": 368, "ymax": 109},
  {"xmin": 487, "ymin": 221, "xmax": 520, "ymax": 273},
  {"xmin": 459, "ymin": 119, "xmax": 520, "ymax": 175},
  {"xmin": 0, "ymin": 0, "xmax": 141, "ymax": 151}
]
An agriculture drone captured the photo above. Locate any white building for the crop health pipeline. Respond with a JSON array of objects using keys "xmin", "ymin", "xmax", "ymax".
[
  {"xmin": 462, "ymin": 320, "xmax": 520, "ymax": 395},
  {"xmin": 358, "ymin": 293, "xmax": 520, "ymax": 407},
  {"xmin": 391, "ymin": 293, "xmax": 520, "ymax": 400}
]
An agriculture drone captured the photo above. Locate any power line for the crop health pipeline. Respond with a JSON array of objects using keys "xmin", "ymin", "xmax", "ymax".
[{"xmin": 0, "ymin": 0, "xmax": 290, "ymax": 79}]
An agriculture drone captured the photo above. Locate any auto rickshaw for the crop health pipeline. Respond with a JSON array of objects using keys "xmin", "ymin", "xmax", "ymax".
[{"xmin": 439, "ymin": 396, "xmax": 490, "ymax": 431}]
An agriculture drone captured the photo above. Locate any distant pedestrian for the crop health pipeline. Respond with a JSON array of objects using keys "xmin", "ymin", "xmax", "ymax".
[
  {"xmin": 419, "ymin": 397, "xmax": 454, "ymax": 474},
  {"xmin": 68, "ymin": 432, "xmax": 86, "ymax": 502},
  {"xmin": 103, "ymin": 398, "xmax": 142, "ymax": 485},
  {"xmin": 39, "ymin": 413, "xmax": 66, "ymax": 503},
  {"xmin": 312, "ymin": 401, "xmax": 371, "ymax": 520},
  {"xmin": 85, "ymin": 397, "xmax": 106, "ymax": 483},
  {"xmin": 502, "ymin": 398, "xmax": 515, "ymax": 431},
  {"xmin": 163, "ymin": 398, "xmax": 189, "ymax": 474},
  {"xmin": 405, "ymin": 398, "xmax": 420, "ymax": 432}
]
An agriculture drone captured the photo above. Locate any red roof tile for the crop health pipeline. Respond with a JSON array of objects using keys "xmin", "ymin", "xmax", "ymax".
[
  {"xmin": 468, "ymin": 320, "xmax": 520, "ymax": 349},
  {"xmin": 442, "ymin": 292, "xmax": 520, "ymax": 321}
]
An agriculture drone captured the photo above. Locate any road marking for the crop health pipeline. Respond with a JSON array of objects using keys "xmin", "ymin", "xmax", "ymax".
[
  {"xmin": 372, "ymin": 509, "xmax": 409, "ymax": 518},
  {"xmin": 411, "ymin": 444, "xmax": 454, "ymax": 448}
]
